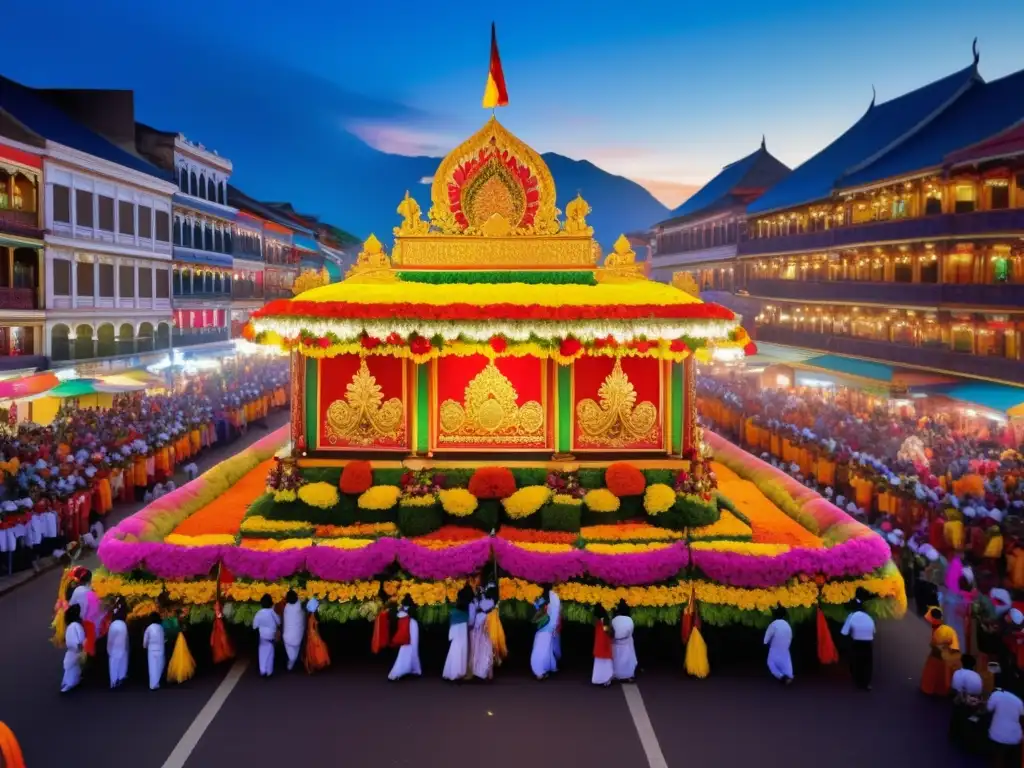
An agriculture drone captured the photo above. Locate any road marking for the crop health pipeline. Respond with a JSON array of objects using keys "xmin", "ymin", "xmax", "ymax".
[
  {"xmin": 161, "ymin": 659, "xmax": 248, "ymax": 768},
  {"xmin": 621, "ymin": 684, "xmax": 669, "ymax": 768}
]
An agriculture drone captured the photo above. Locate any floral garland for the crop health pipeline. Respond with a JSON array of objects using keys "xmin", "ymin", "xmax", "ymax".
[{"xmin": 502, "ymin": 486, "xmax": 552, "ymax": 520}]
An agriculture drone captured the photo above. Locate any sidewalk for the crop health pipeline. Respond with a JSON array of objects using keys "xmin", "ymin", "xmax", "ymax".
[{"xmin": 0, "ymin": 409, "xmax": 290, "ymax": 598}]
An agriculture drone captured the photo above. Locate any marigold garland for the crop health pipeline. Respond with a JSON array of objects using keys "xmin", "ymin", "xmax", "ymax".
[
  {"xmin": 165, "ymin": 580, "xmax": 217, "ymax": 605},
  {"xmin": 240, "ymin": 538, "xmax": 314, "ymax": 551},
  {"xmin": 315, "ymin": 523, "xmax": 397, "ymax": 538},
  {"xmin": 690, "ymin": 540, "xmax": 789, "ymax": 556},
  {"xmin": 689, "ymin": 511, "xmax": 753, "ymax": 540},
  {"xmin": 643, "ymin": 484, "xmax": 677, "ymax": 516},
  {"xmin": 165, "ymin": 533, "xmax": 236, "ymax": 547},
  {"xmin": 584, "ymin": 542, "xmax": 671, "ymax": 555},
  {"xmin": 501, "ymin": 486, "xmax": 552, "ymax": 519},
  {"xmin": 298, "ymin": 482, "xmax": 340, "ymax": 509},
  {"xmin": 399, "ymin": 494, "xmax": 438, "ymax": 508},
  {"xmin": 551, "ymin": 493, "xmax": 583, "ymax": 506},
  {"xmin": 580, "ymin": 523, "xmax": 682, "ymax": 542},
  {"xmin": 584, "ymin": 488, "xmax": 620, "ymax": 513},
  {"xmin": 358, "ymin": 485, "xmax": 401, "ymax": 510},
  {"xmin": 240, "ymin": 516, "xmax": 313, "ymax": 534},
  {"xmin": 496, "ymin": 527, "xmax": 578, "ymax": 545},
  {"xmin": 438, "ymin": 488, "xmax": 478, "ymax": 517}
]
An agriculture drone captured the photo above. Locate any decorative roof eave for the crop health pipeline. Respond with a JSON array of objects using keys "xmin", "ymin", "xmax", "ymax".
[{"xmin": 945, "ymin": 120, "xmax": 1024, "ymax": 168}]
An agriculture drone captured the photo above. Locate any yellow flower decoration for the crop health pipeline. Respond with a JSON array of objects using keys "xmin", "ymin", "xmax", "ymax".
[
  {"xmin": 583, "ymin": 488, "xmax": 620, "ymax": 513},
  {"xmin": 272, "ymin": 489, "xmax": 297, "ymax": 503},
  {"xmin": 298, "ymin": 481, "xmax": 340, "ymax": 509},
  {"xmin": 399, "ymin": 494, "xmax": 438, "ymax": 507},
  {"xmin": 581, "ymin": 524, "xmax": 681, "ymax": 542},
  {"xmin": 438, "ymin": 488, "xmax": 478, "ymax": 517},
  {"xmin": 240, "ymin": 516, "xmax": 310, "ymax": 533},
  {"xmin": 551, "ymin": 494, "xmax": 583, "ymax": 506},
  {"xmin": 643, "ymin": 483, "xmax": 676, "ymax": 516},
  {"xmin": 358, "ymin": 485, "xmax": 401, "ymax": 511},
  {"xmin": 690, "ymin": 540, "xmax": 788, "ymax": 556},
  {"xmin": 165, "ymin": 581, "xmax": 217, "ymax": 605},
  {"xmin": 316, "ymin": 538, "xmax": 374, "ymax": 550},
  {"xmin": 225, "ymin": 581, "xmax": 296, "ymax": 604},
  {"xmin": 305, "ymin": 580, "xmax": 380, "ymax": 603},
  {"xmin": 585, "ymin": 542, "xmax": 671, "ymax": 555},
  {"xmin": 165, "ymin": 533, "xmax": 236, "ymax": 547},
  {"xmin": 693, "ymin": 580, "xmax": 819, "ymax": 610},
  {"xmin": 502, "ymin": 486, "xmax": 552, "ymax": 520},
  {"xmin": 690, "ymin": 511, "xmax": 752, "ymax": 540},
  {"xmin": 241, "ymin": 538, "xmax": 314, "ymax": 551},
  {"xmin": 508, "ymin": 541, "xmax": 573, "ymax": 553}
]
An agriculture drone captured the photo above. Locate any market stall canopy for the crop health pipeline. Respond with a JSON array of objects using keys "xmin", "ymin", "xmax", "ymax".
[
  {"xmin": 0, "ymin": 372, "xmax": 58, "ymax": 401},
  {"xmin": 97, "ymin": 375, "xmax": 149, "ymax": 392},
  {"xmin": 913, "ymin": 381, "xmax": 1024, "ymax": 417},
  {"xmin": 50, "ymin": 377, "xmax": 146, "ymax": 398},
  {"xmin": 119, "ymin": 370, "xmax": 167, "ymax": 389}
]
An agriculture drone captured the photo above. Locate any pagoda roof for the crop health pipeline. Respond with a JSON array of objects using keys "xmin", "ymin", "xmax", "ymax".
[
  {"xmin": 840, "ymin": 67, "xmax": 1024, "ymax": 189},
  {"xmin": 945, "ymin": 120, "xmax": 1024, "ymax": 167},
  {"xmin": 0, "ymin": 76, "xmax": 170, "ymax": 181},
  {"xmin": 748, "ymin": 62, "xmax": 979, "ymax": 216},
  {"xmin": 656, "ymin": 141, "xmax": 790, "ymax": 227}
]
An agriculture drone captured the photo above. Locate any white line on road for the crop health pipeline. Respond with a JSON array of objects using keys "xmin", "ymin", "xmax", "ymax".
[
  {"xmin": 161, "ymin": 659, "xmax": 249, "ymax": 768},
  {"xmin": 621, "ymin": 683, "xmax": 669, "ymax": 768}
]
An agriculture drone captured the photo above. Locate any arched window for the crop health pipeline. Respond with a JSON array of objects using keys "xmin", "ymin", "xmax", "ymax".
[
  {"xmin": 182, "ymin": 268, "xmax": 192, "ymax": 295},
  {"xmin": 138, "ymin": 322, "xmax": 154, "ymax": 353},
  {"xmin": 173, "ymin": 218, "xmax": 182, "ymax": 245},
  {"xmin": 214, "ymin": 273, "xmax": 222, "ymax": 294},
  {"xmin": 224, "ymin": 229, "xmax": 233, "ymax": 254},
  {"xmin": 204, "ymin": 224, "xmax": 213, "ymax": 251},
  {"xmin": 172, "ymin": 267, "xmax": 181, "ymax": 295},
  {"xmin": 117, "ymin": 323, "xmax": 134, "ymax": 356},
  {"xmin": 214, "ymin": 227, "xmax": 223, "ymax": 253},
  {"xmin": 218, "ymin": 181, "xmax": 225, "ymax": 204},
  {"xmin": 204, "ymin": 271, "xmax": 213, "ymax": 293},
  {"xmin": 50, "ymin": 324, "xmax": 70, "ymax": 362},
  {"xmin": 207, "ymin": 177, "xmax": 215, "ymax": 201},
  {"xmin": 156, "ymin": 322, "xmax": 170, "ymax": 350},
  {"xmin": 178, "ymin": 167, "xmax": 188, "ymax": 194},
  {"xmin": 74, "ymin": 324, "xmax": 94, "ymax": 360},
  {"xmin": 198, "ymin": 173, "xmax": 207, "ymax": 200},
  {"xmin": 189, "ymin": 171, "xmax": 198, "ymax": 197},
  {"xmin": 193, "ymin": 221, "xmax": 202, "ymax": 249}
]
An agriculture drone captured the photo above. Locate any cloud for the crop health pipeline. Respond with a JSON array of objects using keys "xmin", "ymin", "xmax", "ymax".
[
  {"xmin": 629, "ymin": 178, "xmax": 701, "ymax": 209},
  {"xmin": 347, "ymin": 121, "xmax": 457, "ymax": 158}
]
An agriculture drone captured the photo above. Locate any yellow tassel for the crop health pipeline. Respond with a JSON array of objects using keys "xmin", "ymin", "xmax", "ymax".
[
  {"xmin": 167, "ymin": 632, "xmax": 196, "ymax": 684},
  {"xmin": 50, "ymin": 568, "xmax": 74, "ymax": 648},
  {"xmin": 685, "ymin": 627, "xmax": 710, "ymax": 679},
  {"xmin": 487, "ymin": 610, "xmax": 508, "ymax": 665},
  {"xmin": 51, "ymin": 607, "xmax": 67, "ymax": 649}
]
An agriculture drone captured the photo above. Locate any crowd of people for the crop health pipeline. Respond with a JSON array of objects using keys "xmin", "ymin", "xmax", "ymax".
[{"xmin": 0, "ymin": 356, "xmax": 290, "ymax": 574}]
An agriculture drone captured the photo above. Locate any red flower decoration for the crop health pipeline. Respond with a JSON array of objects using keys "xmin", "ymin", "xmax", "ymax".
[
  {"xmin": 670, "ymin": 340, "xmax": 689, "ymax": 353},
  {"xmin": 317, "ymin": 337, "xmax": 331, "ymax": 348},
  {"xmin": 361, "ymin": 335, "xmax": 382, "ymax": 350},
  {"xmin": 385, "ymin": 332, "xmax": 405, "ymax": 346},
  {"xmin": 631, "ymin": 340, "xmax": 653, "ymax": 353},
  {"xmin": 489, "ymin": 336, "xmax": 507, "ymax": 354},
  {"xmin": 743, "ymin": 341, "xmax": 758, "ymax": 356},
  {"xmin": 340, "ymin": 460, "xmax": 373, "ymax": 494},
  {"xmin": 409, "ymin": 336, "xmax": 432, "ymax": 355},
  {"xmin": 559, "ymin": 337, "xmax": 582, "ymax": 357},
  {"xmin": 605, "ymin": 462, "xmax": 646, "ymax": 497},
  {"xmin": 468, "ymin": 467, "xmax": 517, "ymax": 499}
]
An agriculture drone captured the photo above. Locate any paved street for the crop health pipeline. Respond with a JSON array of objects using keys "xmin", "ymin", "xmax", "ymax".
[{"xmin": 0, "ymin": 419, "xmax": 981, "ymax": 768}]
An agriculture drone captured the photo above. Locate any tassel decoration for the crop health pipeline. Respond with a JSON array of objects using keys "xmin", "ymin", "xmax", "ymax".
[
  {"xmin": 816, "ymin": 606, "xmax": 839, "ymax": 665},
  {"xmin": 211, "ymin": 610, "xmax": 235, "ymax": 664},
  {"xmin": 684, "ymin": 593, "xmax": 709, "ymax": 679},
  {"xmin": 50, "ymin": 567, "xmax": 74, "ymax": 647},
  {"xmin": 370, "ymin": 608, "xmax": 390, "ymax": 655},
  {"xmin": 167, "ymin": 631, "xmax": 196, "ymax": 684},
  {"xmin": 487, "ymin": 609, "xmax": 508, "ymax": 666},
  {"xmin": 681, "ymin": 584, "xmax": 695, "ymax": 644},
  {"xmin": 304, "ymin": 614, "xmax": 331, "ymax": 674}
]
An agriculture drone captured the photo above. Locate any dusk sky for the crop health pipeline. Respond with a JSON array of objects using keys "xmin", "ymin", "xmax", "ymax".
[{"xmin": 4, "ymin": 0, "xmax": 1023, "ymax": 208}]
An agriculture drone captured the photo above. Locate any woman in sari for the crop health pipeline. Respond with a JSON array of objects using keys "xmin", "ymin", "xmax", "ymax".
[{"xmin": 921, "ymin": 607, "xmax": 960, "ymax": 696}]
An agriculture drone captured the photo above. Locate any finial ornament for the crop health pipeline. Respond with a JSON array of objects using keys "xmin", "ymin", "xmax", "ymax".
[
  {"xmin": 346, "ymin": 234, "xmax": 395, "ymax": 282},
  {"xmin": 870, "ymin": 85, "xmax": 876, "ymax": 108},
  {"xmin": 595, "ymin": 235, "xmax": 643, "ymax": 283},
  {"xmin": 292, "ymin": 267, "xmax": 331, "ymax": 295},
  {"xmin": 562, "ymin": 193, "xmax": 594, "ymax": 236},
  {"xmin": 395, "ymin": 190, "xmax": 430, "ymax": 237},
  {"xmin": 973, "ymin": 37, "xmax": 980, "ymax": 66},
  {"xmin": 761, "ymin": 135, "xmax": 766, "ymax": 150}
]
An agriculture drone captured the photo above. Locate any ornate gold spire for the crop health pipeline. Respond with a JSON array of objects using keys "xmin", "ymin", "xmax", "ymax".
[
  {"xmin": 595, "ymin": 235, "xmax": 643, "ymax": 283},
  {"xmin": 345, "ymin": 234, "xmax": 395, "ymax": 282},
  {"xmin": 575, "ymin": 359, "xmax": 658, "ymax": 447},
  {"xmin": 292, "ymin": 267, "xmax": 331, "ymax": 295},
  {"xmin": 394, "ymin": 191, "xmax": 430, "ymax": 237},
  {"xmin": 324, "ymin": 359, "xmax": 405, "ymax": 445},
  {"xmin": 563, "ymin": 193, "xmax": 593, "ymax": 236}
]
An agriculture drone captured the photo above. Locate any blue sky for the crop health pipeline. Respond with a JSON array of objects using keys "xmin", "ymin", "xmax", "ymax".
[{"xmin": 3, "ymin": 0, "xmax": 1023, "ymax": 207}]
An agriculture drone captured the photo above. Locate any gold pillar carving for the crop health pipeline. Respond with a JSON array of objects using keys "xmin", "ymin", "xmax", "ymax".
[{"xmin": 290, "ymin": 350, "xmax": 305, "ymax": 453}]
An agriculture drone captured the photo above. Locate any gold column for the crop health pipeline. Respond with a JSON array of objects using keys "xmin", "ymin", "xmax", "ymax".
[
  {"xmin": 290, "ymin": 350, "xmax": 305, "ymax": 452},
  {"xmin": 683, "ymin": 355, "xmax": 697, "ymax": 455}
]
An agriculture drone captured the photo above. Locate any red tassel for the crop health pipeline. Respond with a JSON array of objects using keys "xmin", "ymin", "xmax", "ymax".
[
  {"xmin": 681, "ymin": 608, "xmax": 693, "ymax": 645},
  {"xmin": 211, "ymin": 613, "xmax": 235, "ymax": 664},
  {"xmin": 370, "ymin": 610, "xmax": 390, "ymax": 654},
  {"xmin": 816, "ymin": 607, "xmax": 839, "ymax": 665}
]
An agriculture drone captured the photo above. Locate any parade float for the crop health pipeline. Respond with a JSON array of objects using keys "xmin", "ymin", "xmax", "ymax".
[{"xmin": 90, "ymin": 75, "xmax": 904, "ymax": 677}]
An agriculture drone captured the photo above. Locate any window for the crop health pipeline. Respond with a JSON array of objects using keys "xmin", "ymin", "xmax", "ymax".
[
  {"xmin": 75, "ymin": 189, "xmax": 94, "ymax": 227},
  {"xmin": 990, "ymin": 184, "xmax": 1010, "ymax": 210},
  {"xmin": 52, "ymin": 259, "xmax": 71, "ymax": 295},
  {"xmin": 178, "ymin": 168, "xmax": 188, "ymax": 194},
  {"xmin": 156, "ymin": 210, "xmax": 170, "ymax": 242},
  {"xmin": 99, "ymin": 263, "xmax": 114, "ymax": 297},
  {"xmin": 207, "ymin": 177, "xmax": 215, "ymax": 200},
  {"xmin": 218, "ymin": 181, "xmax": 225, "ymax": 204},
  {"xmin": 198, "ymin": 173, "xmax": 206, "ymax": 199},
  {"xmin": 204, "ymin": 226, "xmax": 213, "ymax": 251},
  {"xmin": 139, "ymin": 266, "xmax": 153, "ymax": 298},
  {"xmin": 156, "ymin": 269, "xmax": 169, "ymax": 298},
  {"xmin": 76, "ymin": 262, "xmax": 94, "ymax": 296},
  {"xmin": 193, "ymin": 221, "xmax": 202, "ymax": 248},
  {"xmin": 138, "ymin": 205, "xmax": 152, "ymax": 238},
  {"xmin": 224, "ymin": 230, "xmax": 233, "ymax": 254},
  {"xmin": 190, "ymin": 171, "xmax": 198, "ymax": 197},
  {"xmin": 920, "ymin": 256, "xmax": 939, "ymax": 283},
  {"xmin": 98, "ymin": 196, "xmax": 114, "ymax": 231},
  {"xmin": 118, "ymin": 201, "xmax": 134, "ymax": 235},
  {"xmin": 892, "ymin": 199, "xmax": 908, "ymax": 218},
  {"xmin": 955, "ymin": 185, "xmax": 976, "ymax": 214},
  {"xmin": 52, "ymin": 184, "xmax": 71, "ymax": 223},
  {"xmin": 118, "ymin": 265, "xmax": 135, "ymax": 297},
  {"xmin": 214, "ymin": 228, "xmax": 223, "ymax": 253},
  {"xmin": 182, "ymin": 222, "xmax": 192, "ymax": 247}
]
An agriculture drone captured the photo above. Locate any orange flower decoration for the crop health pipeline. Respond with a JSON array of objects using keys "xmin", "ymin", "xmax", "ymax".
[
  {"xmin": 605, "ymin": 462, "xmax": 646, "ymax": 497},
  {"xmin": 468, "ymin": 467, "xmax": 516, "ymax": 500},
  {"xmin": 340, "ymin": 460, "xmax": 373, "ymax": 495}
]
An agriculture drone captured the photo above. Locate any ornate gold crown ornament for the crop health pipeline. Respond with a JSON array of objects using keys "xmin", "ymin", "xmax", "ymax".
[
  {"xmin": 325, "ymin": 359, "xmax": 405, "ymax": 445},
  {"xmin": 291, "ymin": 267, "xmax": 331, "ymax": 295},
  {"xmin": 672, "ymin": 271, "xmax": 701, "ymax": 298},
  {"xmin": 439, "ymin": 361, "xmax": 544, "ymax": 445},
  {"xmin": 345, "ymin": 234, "xmax": 396, "ymax": 282},
  {"xmin": 595, "ymin": 235, "xmax": 644, "ymax": 283},
  {"xmin": 575, "ymin": 359, "xmax": 658, "ymax": 447}
]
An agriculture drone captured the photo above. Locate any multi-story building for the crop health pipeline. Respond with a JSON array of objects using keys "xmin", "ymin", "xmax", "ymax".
[
  {"xmin": 0, "ymin": 135, "xmax": 46, "ymax": 373},
  {"xmin": 136, "ymin": 125, "xmax": 234, "ymax": 351},
  {"xmin": 650, "ymin": 139, "xmax": 790, "ymax": 288},
  {"xmin": 0, "ymin": 78, "xmax": 177, "ymax": 371},
  {"xmin": 693, "ymin": 52, "xmax": 1024, "ymax": 416}
]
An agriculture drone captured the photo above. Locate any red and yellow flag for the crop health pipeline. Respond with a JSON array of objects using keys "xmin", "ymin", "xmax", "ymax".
[{"xmin": 482, "ymin": 23, "xmax": 509, "ymax": 109}]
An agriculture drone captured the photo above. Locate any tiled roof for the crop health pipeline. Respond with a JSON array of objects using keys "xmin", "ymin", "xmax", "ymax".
[
  {"xmin": 0, "ymin": 76, "xmax": 170, "ymax": 181},
  {"xmin": 747, "ymin": 63, "xmax": 979, "ymax": 216},
  {"xmin": 945, "ymin": 120, "xmax": 1024, "ymax": 166},
  {"xmin": 657, "ymin": 142, "xmax": 789, "ymax": 226},
  {"xmin": 841, "ymin": 68, "xmax": 1024, "ymax": 188}
]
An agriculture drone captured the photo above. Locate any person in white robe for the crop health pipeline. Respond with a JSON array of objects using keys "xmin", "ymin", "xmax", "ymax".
[
  {"xmin": 764, "ymin": 606, "xmax": 794, "ymax": 684},
  {"xmin": 389, "ymin": 595, "xmax": 422, "ymax": 681},
  {"xmin": 442, "ymin": 586, "xmax": 473, "ymax": 681},
  {"xmin": 282, "ymin": 590, "xmax": 305, "ymax": 672},
  {"xmin": 253, "ymin": 594, "xmax": 281, "ymax": 677},
  {"xmin": 591, "ymin": 605, "xmax": 614, "ymax": 687},
  {"xmin": 611, "ymin": 600, "xmax": 638, "ymax": 681},
  {"xmin": 107, "ymin": 604, "xmax": 129, "ymax": 689},
  {"xmin": 61, "ymin": 604, "xmax": 86, "ymax": 693},
  {"xmin": 471, "ymin": 584, "xmax": 498, "ymax": 680},
  {"xmin": 142, "ymin": 612, "xmax": 165, "ymax": 690},
  {"xmin": 530, "ymin": 585, "xmax": 560, "ymax": 680}
]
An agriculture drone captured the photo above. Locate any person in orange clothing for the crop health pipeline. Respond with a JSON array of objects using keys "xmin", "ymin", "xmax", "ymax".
[
  {"xmin": 0, "ymin": 721, "xmax": 26, "ymax": 768},
  {"xmin": 921, "ymin": 607, "xmax": 960, "ymax": 696}
]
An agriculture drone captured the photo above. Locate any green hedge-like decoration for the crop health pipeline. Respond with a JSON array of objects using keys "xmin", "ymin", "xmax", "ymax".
[
  {"xmin": 396, "ymin": 270, "xmax": 597, "ymax": 286},
  {"xmin": 473, "ymin": 499, "xmax": 502, "ymax": 532},
  {"xmin": 649, "ymin": 494, "xmax": 721, "ymax": 531},
  {"xmin": 397, "ymin": 502, "xmax": 443, "ymax": 537},
  {"xmin": 541, "ymin": 501, "xmax": 582, "ymax": 532}
]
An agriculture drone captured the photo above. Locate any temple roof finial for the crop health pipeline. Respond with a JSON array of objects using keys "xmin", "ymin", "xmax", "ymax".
[
  {"xmin": 973, "ymin": 37, "xmax": 980, "ymax": 66},
  {"xmin": 869, "ymin": 85, "xmax": 876, "ymax": 110},
  {"xmin": 760, "ymin": 134, "xmax": 766, "ymax": 151}
]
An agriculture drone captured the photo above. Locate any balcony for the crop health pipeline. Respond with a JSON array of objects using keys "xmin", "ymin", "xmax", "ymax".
[
  {"xmin": 754, "ymin": 325, "xmax": 1024, "ymax": 383},
  {"xmin": 743, "ymin": 279, "xmax": 1024, "ymax": 309},
  {"xmin": 231, "ymin": 286, "xmax": 265, "ymax": 300},
  {"xmin": 738, "ymin": 208, "xmax": 1024, "ymax": 257},
  {"xmin": 0, "ymin": 208, "xmax": 41, "ymax": 239},
  {"xmin": 173, "ymin": 328, "xmax": 230, "ymax": 348},
  {"xmin": 0, "ymin": 287, "xmax": 37, "ymax": 310}
]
